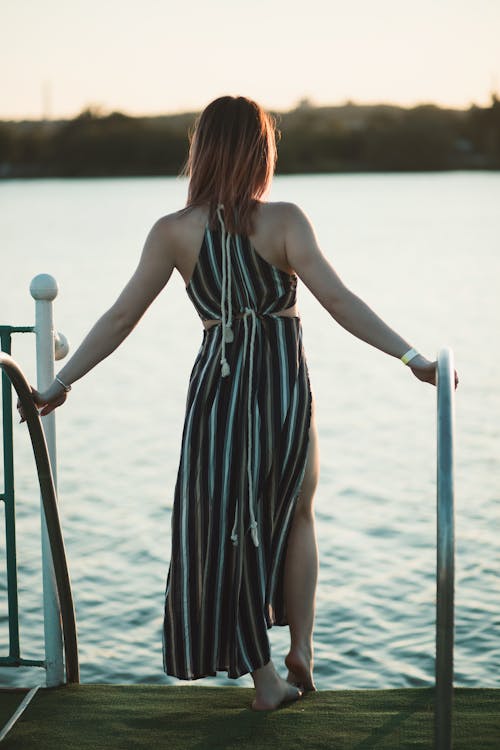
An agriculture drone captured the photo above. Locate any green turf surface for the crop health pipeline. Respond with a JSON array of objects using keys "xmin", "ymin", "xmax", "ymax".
[{"xmin": 0, "ymin": 686, "xmax": 498, "ymax": 749}]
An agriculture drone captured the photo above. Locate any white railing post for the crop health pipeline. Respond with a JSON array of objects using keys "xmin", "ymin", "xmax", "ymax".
[
  {"xmin": 30, "ymin": 274, "xmax": 65, "ymax": 686},
  {"xmin": 435, "ymin": 347, "xmax": 455, "ymax": 750}
]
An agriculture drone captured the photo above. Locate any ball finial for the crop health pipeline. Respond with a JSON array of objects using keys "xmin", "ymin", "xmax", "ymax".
[{"xmin": 30, "ymin": 274, "xmax": 58, "ymax": 301}]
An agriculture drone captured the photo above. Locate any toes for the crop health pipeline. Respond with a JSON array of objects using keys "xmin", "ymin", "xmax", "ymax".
[{"xmin": 251, "ymin": 685, "xmax": 303, "ymax": 711}]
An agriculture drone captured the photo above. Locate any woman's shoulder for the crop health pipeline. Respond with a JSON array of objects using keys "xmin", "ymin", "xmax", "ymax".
[
  {"xmin": 148, "ymin": 206, "xmax": 207, "ymax": 249},
  {"xmin": 255, "ymin": 200, "xmax": 312, "ymax": 235},
  {"xmin": 258, "ymin": 200, "xmax": 309, "ymax": 222},
  {"xmin": 152, "ymin": 206, "xmax": 207, "ymax": 233}
]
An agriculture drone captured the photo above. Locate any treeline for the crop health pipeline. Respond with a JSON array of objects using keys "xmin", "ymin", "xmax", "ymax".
[{"xmin": 1, "ymin": 97, "xmax": 499, "ymax": 178}]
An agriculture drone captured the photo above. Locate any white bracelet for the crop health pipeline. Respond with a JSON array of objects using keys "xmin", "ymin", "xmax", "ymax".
[
  {"xmin": 400, "ymin": 348, "xmax": 419, "ymax": 366},
  {"xmin": 55, "ymin": 375, "xmax": 72, "ymax": 392}
]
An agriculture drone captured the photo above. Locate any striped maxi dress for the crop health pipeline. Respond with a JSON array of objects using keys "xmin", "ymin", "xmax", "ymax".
[{"xmin": 163, "ymin": 216, "xmax": 312, "ymax": 680}]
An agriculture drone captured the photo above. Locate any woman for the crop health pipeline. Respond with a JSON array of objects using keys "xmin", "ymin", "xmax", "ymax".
[{"xmin": 21, "ymin": 96, "xmax": 455, "ymax": 711}]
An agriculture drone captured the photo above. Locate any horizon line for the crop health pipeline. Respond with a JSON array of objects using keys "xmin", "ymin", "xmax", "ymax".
[{"xmin": 2, "ymin": 93, "xmax": 499, "ymax": 124}]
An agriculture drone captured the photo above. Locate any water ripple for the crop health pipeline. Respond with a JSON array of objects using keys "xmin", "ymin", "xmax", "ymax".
[{"xmin": 1, "ymin": 174, "xmax": 499, "ymax": 690}]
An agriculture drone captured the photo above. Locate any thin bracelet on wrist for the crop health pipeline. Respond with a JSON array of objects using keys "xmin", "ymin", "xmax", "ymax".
[
  {"xmin": 400, "ymin": 348, "xmax": 419, "ymax": 366},
  {"xmin": 55, "ymin": 375, "xmax": 72, "ymax": 392}
]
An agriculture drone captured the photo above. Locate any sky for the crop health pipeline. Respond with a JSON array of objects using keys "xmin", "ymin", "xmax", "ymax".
[{"xmin": 1, "ymin": 0, "xmax": 499, "ymax": 120}]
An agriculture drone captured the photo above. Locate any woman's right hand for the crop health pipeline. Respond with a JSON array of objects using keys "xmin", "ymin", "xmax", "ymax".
[
  {"xmin": 408, "ymin": 355, "xmax": 459, "ymax": 389},
  {"xmin": 409, "ymin": 357, "xmax": 437, "ymax": 386}
]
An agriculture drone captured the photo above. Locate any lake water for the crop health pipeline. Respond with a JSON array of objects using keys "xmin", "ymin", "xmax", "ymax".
[{"xmin": 0, "ymin": 172, "xmax": 499, "ymax": 690}]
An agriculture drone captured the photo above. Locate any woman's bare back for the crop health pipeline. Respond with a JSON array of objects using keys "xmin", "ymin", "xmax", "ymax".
[{"xmin": 168, "ymin": 202, "xmax": 296, "ymax": 289}]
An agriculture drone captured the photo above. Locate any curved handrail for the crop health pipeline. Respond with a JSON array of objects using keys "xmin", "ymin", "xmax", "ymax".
[
  {"xmin": 435, "ymin": 347, "xmax": 455, "ymax": 750},
  {"xmin": 0, "ymin": 352, "xmax": 79, "ymax": 684}
]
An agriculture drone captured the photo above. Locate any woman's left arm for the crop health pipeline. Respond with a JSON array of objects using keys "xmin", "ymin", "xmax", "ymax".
[{"xmin": 31, "ymin": 217, "xmax": 176, "ymax": 415}]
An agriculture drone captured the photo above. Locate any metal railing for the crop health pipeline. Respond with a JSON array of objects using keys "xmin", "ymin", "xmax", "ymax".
[
  {"xmin": 0, "ymin": 274, "xmax": 72, "ymax": 687},
  {"xmin": 0, "ymin": 352, "xmax": 79, "ymax": 684},
  {"xmin": 0, "ymin": 325, "xmax": 34, "ymax": 670},
  {"xmin": 435, "ymin": 347, "xmax": 456, "ymax": 750}
]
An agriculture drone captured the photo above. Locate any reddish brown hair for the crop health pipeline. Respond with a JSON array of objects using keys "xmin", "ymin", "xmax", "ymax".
[{"xmin": 184, "ymin": 96, "xmax": 278, "ymax": 235}]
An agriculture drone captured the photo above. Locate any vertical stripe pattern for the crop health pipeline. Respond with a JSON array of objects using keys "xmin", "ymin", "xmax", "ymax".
[{"xmin": 163, "ymin": 227, "xmax": 312, "ymax": 680}]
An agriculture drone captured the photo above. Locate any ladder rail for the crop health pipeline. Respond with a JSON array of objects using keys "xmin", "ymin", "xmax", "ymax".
[
  {"xmin": 435, "ymin": 347, "xmax": 456, "ymax": 750},
  {"xmin": 0, "ymin": 326, "xmax": 34, "ymax": 665},
  {"xmin": 0, "ymin": 352, "xmax": 79, "ymax": 684}
]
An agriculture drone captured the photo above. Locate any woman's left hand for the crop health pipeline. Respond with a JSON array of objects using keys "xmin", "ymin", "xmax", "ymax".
[{"xmin": 18, "ymin": 383, "xmax": 68, "ymax": 422}]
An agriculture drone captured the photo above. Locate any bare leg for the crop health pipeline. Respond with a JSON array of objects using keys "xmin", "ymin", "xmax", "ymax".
[
  {"xmin": 250, "ymin": 402, "xmax": 318, "ymax": 708},
  {"xmin": 250, "ymin": 659, "xmax": 303, "ymax": 711},
  {"xmin": 283, "ymin": 402, "xmax": 319, "ymax": 691}
]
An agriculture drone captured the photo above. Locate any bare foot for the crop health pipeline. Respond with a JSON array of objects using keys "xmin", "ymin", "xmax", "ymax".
[
  {"xmin": 285, "ymin": 648, "xmax": 316, "ymax": 692},
  {"xmin": 251, "ymin": 675, "xmax": 303, "ymax": 711}
]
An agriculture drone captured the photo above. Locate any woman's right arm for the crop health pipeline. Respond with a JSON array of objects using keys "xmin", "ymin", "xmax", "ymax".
[{"xmin": 283, "ymin": 203, "xmax": 438, "ymax": 385}]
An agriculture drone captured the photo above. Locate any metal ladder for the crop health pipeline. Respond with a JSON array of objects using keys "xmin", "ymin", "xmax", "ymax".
[
  {"xmin": 435, "ymin": 347, "xmax": 456, "ymax": 750},
  {"xmin": 0, "ymin": 274, "xmax": 78, "ymax": 690},
  {"xmin": 0, "ymin": 351, "xmax": 79, "ymax": 685}
]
